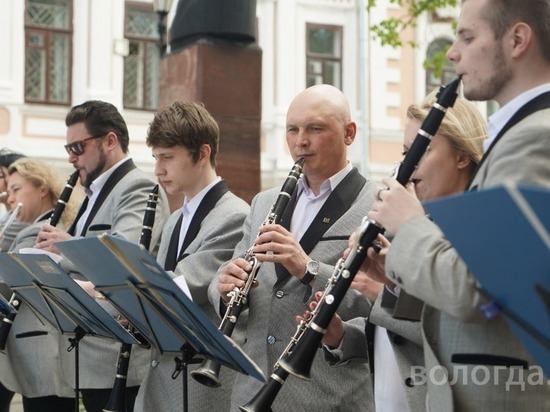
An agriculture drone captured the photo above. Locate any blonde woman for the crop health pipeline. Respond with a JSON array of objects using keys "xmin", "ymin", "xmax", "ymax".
[
  {"xmin": 0, "ymin": 158, "xmax": 81, "ymax": 412},
  {"xmin": 320, "ymin": 95, "xmax": 487, "ymax": 412}
]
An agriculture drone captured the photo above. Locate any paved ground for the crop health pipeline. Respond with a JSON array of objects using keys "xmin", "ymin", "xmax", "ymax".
[{"xmin": 10, "ymin": 394, "xmax": 22, "ymax": 412}]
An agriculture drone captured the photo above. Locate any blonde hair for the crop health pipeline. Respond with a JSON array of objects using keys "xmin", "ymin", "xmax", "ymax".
[
  {"xmin": 8, "ymin": 158, "xmax": 79, "ymax": 228},
  {"xmin": 407, "ymin": 93, "xmax": 487, "ymax": 173}
]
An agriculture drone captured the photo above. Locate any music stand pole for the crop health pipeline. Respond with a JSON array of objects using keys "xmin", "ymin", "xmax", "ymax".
[
  {"xmin": 67, "ymin": 326, "xmax": 86, "ymax": 412},
  {"xmin": 171, "ymin": 343, "xmax": 201, "ymax": 412}
]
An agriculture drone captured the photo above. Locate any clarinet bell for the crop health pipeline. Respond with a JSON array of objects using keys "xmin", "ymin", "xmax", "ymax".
[{"xmin": 190, "ymin": 358, "xmax": 222, "ymax": 388}]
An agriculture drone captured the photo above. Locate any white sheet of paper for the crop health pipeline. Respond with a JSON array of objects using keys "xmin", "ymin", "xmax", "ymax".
[
  {"xmin": 19, "ymin": 247, "xmax": 63, "ymax": 265},
  {"xmin": 173, "ymin": 274, "xmax": 193, "ymax": 301}
]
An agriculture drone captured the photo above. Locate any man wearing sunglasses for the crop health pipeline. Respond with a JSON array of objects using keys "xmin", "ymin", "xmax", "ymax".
[{"xmin": 31, "ymin": 100, "xmax": 170, "ymax": 412}]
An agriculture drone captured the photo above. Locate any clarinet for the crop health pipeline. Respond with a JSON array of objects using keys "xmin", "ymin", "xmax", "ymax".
[
  {"xmin": 0, "ymin": 171, "xmax": 78, "ymax": 352},
  {"xmin": 49, "ymin": 171, "xmax": 79, "ymax": 226},
  {"xmin": 103, "ymin": 184, "xmax": 160, "ymax": 412},
  {"xmin": 239, "ymin": 326, "xmax": 299, "ymax": 412},
  {"xmin": 275, "ymin": 78, "xmax": 461, "ymax": 384},
  {"xmin": 191, "ymin": 158, "xmax": 305, "ymax": 388}
]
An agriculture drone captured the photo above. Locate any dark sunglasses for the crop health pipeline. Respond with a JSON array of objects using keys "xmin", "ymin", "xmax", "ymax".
[{"xmin": 64, "ymin": 134, "xmax": 106, "ymax": 156}]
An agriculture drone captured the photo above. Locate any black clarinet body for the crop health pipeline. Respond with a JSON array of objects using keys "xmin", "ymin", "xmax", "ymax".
[
  {"xmin": 239, "ymin": 352, "xmax": 290, "ymax": 411},
  {"xmin": 191, "ymin": 158, "xmax": 305, "ymax": 388},
  {"xmin": 277, "ymin": 78, "xmax": 461, "ymax": 382},
  {"xmin": 138, "ymin": 184, "xmax": 159, "ymax": 251},
  {"xmin": 0, "ymin": 171, "xmax": 78, "ymax": 352},
  {"xmin": 49, "ymin": 170, "xmax": 79, "ymax": 226},
  {"xmin": 103, "ymin": 184, "xmax": 160, "ymax": 412}
]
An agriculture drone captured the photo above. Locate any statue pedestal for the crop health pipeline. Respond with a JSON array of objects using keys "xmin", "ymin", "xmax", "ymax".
[{"xmin": 159, "ymin": 41, "xmax": 262, "ymax": 204}]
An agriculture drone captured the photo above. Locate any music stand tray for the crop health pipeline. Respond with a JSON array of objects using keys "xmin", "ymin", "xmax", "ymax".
[
  {"xmin": 0, "ymin": 253, "xmax": 138, "ymax": 344},
  {"xmin": 0, "ymin": 252, "xmax": 140, "ymax": 411},
  {"xmin": 424, "ymin": 183, "xmax": 550, "ymax": 375},
  {"xmin": 56, "ymin": 234, "xmax": 265, "ymax": 383}
]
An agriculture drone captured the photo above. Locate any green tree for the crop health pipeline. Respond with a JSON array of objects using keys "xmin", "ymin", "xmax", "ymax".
[{"xmin": 368, "ymin": 0, "xmax": 458, "ymax": 76}]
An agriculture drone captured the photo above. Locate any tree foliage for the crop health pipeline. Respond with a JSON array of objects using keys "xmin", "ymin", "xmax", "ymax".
[{"xmin": 367, "ymin": 0, "xmax": 458, "ymax": 76}]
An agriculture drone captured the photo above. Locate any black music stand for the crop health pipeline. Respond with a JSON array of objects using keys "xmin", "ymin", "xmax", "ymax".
[
  {"xmin": 56, "ymin": 234, "xmax": 265, "ymax": 412},
  {"xmin": 0, "ymin": 253, "xmax": 139, "ymax": 412},
  {"xmin": 424, "ymin": 183, "xmax": 550, "ymax": 376}
]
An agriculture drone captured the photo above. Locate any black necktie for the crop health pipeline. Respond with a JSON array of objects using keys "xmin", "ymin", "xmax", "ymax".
[{"xmin": 164, "ymin": 213, "xmax": 183, "ymax": 271}]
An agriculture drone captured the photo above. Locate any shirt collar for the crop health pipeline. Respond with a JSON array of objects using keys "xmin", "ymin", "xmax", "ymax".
[
  {"xmin": 298, "ymin": 161, "xmax": 353, "ymax": 198},
  {"xmin": 486, "ymin": 83, "xmax": 550, "ymax": 151},
  {"xmin": 85, "ymin": 156, "xmax": 130, "ymax": 198},
  {"xmin": 180, "ymin": 176, "xmax": 222, "ymax": 217}
]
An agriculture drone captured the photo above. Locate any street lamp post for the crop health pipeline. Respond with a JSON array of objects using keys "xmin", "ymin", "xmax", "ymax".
[{"xmin": 153, "ymin": 0, "xmax": 173, "ymax": 56}]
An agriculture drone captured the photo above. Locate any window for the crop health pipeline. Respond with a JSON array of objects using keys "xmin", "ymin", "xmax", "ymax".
[
  {"xmin": 425, "ymin": 38, "xmax": 455, "ymax": 94},
  {"xmin": 124, "ymin": 3, "xmax": 160, "ymax": 111},
  {"xmin": 306, "ymin": 24, "xmax": 342, "ymax": 89},
  {"xmin": 25, "ymin": 0, "xmax": 72, "ymax": 105}
]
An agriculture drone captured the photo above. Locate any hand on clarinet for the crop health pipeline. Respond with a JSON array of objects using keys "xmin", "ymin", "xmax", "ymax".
[
  {"xmin": 217, "ymin": 258, "xmax": 256, "ymax": 303},
  {"xmin": 368, "ymin": 177, "xmax": 424, "ymax": 235},
  {"xmin": 252, "ymin": 223, "xmax": 309, "ymax": 278},
  {"xmin": 297, "ymin": 291, "xmax": 345, "ymax": 349},
  {"xmin": 34, "ymin": 223, "xmax": 73, "ymax": 254},
  {"xmin": 347, "ymin": 231, "xmax": 395, "ymax": 297}
]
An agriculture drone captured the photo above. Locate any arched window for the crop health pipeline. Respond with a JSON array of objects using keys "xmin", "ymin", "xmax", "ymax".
[
  {"xmin": 25, "ymin": 0, "xmax": 72, "ymax": 105},
  {"xmin": 425, "ymin": 38, "xmax": 455, "ymax": 94}
]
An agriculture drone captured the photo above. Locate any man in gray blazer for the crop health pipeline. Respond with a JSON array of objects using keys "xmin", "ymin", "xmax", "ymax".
[
  {"xmin": 133, "ymin": 101, "xmax": 250, "ymax": 412},
  {"xmin": 35, "ymin": 100, "xmax": 170, "ymax": 412},
  {"xmin": 369, "ymin": 0, "xmax": 550, "ymax": 410},
  {"xmin": 210, "ymin": 84, "xmax": 379, "ymax": 411}
]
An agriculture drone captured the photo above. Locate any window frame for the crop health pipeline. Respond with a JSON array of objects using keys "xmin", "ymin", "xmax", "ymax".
[
  {"xmin": 123, "ymin": 1, "xmax": 160, "ymax": 112},
  {"xmin": 24, "ymin": 0, "xmax": 73, "ymax": 106},
  {"xmin": 306, "ymin": 23, "xmax": 343, "ymax": 89},
  {"xmin": 425, "ymin": 37, "xmax": 455, "ymax": 94}
]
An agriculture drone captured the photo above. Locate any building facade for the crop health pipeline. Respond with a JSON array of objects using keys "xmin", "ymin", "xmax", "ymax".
[{"xmin": 0, "ymin": 0, "xmax": 466, "ymax": 189}]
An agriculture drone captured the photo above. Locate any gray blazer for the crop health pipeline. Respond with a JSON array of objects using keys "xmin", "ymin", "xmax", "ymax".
[
  {"xmin": 54, "ymin": 160, "xmax": 170, "ymax": 391},
  {"xmin": 0, "ymin": 215, "xmax": 28, "ymax": 299},
  {"xmin": 385, "ymin": 107, "xmax": 550, "ymax": 411},
  {"xmin": 0, "ymin": 219, "xmax": 76, "ymax": 398},
  {"xmin": 328, "ymin": 288, "xmax": 426, "ymax": 412},
  {"xmin": 0, "ymin": 213, "xmax": 27, "ymax": 254},
  {"xmin": 208, "ymin": 173, "xmax": 379, "ymax": 411},
  {"xmin": 134, "ymin": 186, "xmax": 250, "ymax": 412}
]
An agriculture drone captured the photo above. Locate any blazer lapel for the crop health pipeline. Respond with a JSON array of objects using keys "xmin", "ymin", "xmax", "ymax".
[
  {"xmin": 469, "ymin": 92, "xmax": 550, "ymax": 190},
  {"xmin": 177, "ymin": 180, "xmax": 229, "ymax": 262},
  {"xmin": 164, "ymin": 213, "xmax": 183, "ymax": 271},
  {"xmin": 67, "ymin": 197, "xmax": 88, "ymax": 235},
  {"xmin": 275, "ymin": 168, "xmax": 366, "ymax": 282},
  {"xmin": 79, "ymin": 159, "xmax": 137, "ymax": 236},
  {"xmin": 164, "ymin": 180, "xmax": 230, "ymax": 271}
]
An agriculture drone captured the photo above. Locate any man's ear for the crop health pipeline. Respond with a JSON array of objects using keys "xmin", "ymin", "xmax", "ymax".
[
  {"xmin": 105, "ymin": 131, "xmax": 119, "ymax": 150},
  {"xmin": 198, "ymin": 143, "xmax": 212, "ymax": 163},
  {"xmin": 345, "ymin": 122, "xmax": 357, "ymax": 145},
  {"xmin": 509, "ymin": 22, "xmax": 533, "ymax": 59}
]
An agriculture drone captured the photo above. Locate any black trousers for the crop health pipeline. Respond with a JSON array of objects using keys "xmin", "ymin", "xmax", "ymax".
[
  {"xmin": 81, "ymin": 386, "xmax": 140, "ymax": 412},
  {"xmin": 0, "ymin": 383, "xmax": 14, "ymax": 412},
  {"xmin": 23, "ymin": 395, "xmax": 74, "ymax": 412}
]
